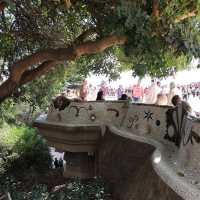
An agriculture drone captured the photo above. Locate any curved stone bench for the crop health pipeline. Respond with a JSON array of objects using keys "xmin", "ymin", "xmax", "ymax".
[
  {"xmin": 34, "ymin": 101, "xmax": 200, "ymax": 200},
  {"xmin": 107, "ymin": 126, "xmax": 199, "ymax": 200}
]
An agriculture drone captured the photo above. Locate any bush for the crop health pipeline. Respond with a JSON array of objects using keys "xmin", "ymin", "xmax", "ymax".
[
  {"xmin": 0, "ymin": 177, "xmax": 111, "ymax": 200},
  {"xmin": 0, "ymin": 125, "xmax": 52, "ymax": 174},
  {"xmin": 0, "ymin": 99, "xmax": 17, "ymax": 126}
]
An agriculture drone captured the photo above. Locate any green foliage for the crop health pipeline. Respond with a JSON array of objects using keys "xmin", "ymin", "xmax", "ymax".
[
  {"xmin": 0, "ymin": 99, "xmax": 17, "ymax": 125},
  {"xmin": 30, "ymin": 185, "xmax": 49, "ymax": 200},
  {"xmin": 109, "ymin": 0, "xmax": 199, "ymax": 78},
  {"xmin": 0, "ymin": 177, "xmax": 111, "ymax": 200},
  {"xmin": 52, "ymin": 178, "xmax": 108, "ymax": 200},
  {"xmin": 0, "ymin": 0, "xmax": 92, "ymax": 103},
  {"xmin": 70, "ymin": 48, "xmax": 122, "ymax": 81},
  {"xmin": 0, "ymin": 125, "xmax": 52, "ymax": 174},
  {"xmin": 0, "ymin": 0, "xmax": 199, "ymax": 93},
  {"xmin": 18, "ymin": 64, "xmax": 68, "ymax": 113},
  {"xmin": 0, "ymin": 0, "xmax": 91, "ymax": 63}
]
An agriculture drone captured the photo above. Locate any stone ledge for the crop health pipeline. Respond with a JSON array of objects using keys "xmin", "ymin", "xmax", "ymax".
[
  {"xmin": 109, "ymin": 126, "xmax": 200, "ymax": 200},
  {"xmin": 98, "ymin": 127, "xmax": 182, "ymax": 200}
]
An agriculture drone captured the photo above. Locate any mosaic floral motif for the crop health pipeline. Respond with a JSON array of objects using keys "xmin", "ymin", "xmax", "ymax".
[
  {"xmin": 127, "ymin": 115, "xmax": 139, "ymax": 128},
  {"xmin": 144, "ymin": 110, "xmax": 154, "ymax": 121},
  {"xmin": 164, "ymin": 104, "xmax": 200, "ymax": 147}
]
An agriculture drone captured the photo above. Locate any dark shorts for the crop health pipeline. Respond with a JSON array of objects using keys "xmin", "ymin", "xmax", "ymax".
[{"xmin": 132, "ymin": 97, "xmax": 140, "ymax": 102}]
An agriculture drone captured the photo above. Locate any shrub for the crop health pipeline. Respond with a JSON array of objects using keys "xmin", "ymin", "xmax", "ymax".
[
  {"xmin": 0, "ymin": 177, "xmax": 111, "ymax": 200},
  {"xmin": 12, "ymin": 127, "xmax": 52, "ymax": 172},
  {"xmin": 49, "ymin": 178, "xmax": 110, "ymax": 200},
  {"xmin": 0, "ymin": 125, "xmax": 52, "ymax": 174},
  {"xmin": 0, "ymin": 99, "xmax": 17, "ymax": 126}
]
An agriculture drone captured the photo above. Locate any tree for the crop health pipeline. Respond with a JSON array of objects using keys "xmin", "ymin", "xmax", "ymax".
[{"xmin": 0, "ymin": 0, "xmax": 199, "ymax": 103}]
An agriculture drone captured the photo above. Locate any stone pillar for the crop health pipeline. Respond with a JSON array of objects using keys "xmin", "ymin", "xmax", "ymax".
[{"xmin": 63, "ymin": 151, "xmax": 95, "ymax": 178}]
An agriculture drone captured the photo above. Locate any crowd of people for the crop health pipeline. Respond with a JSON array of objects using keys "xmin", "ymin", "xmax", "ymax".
[
  {"xmin": 54, "ymin": 157, "xmax": 63, "ymax": 168},
  {"xmin": 77, "ymin": 79, "xmax": 183, "ymax": 106},
  {"xmin": 54, "ymin": 80, "xmax": 200, "ymax": 116},
  {"xmin": 181, "ymin": 83, "xmax": 200, "ymax": 101}
]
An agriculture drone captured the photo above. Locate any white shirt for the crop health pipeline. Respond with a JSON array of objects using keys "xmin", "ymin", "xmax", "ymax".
[{"xmin": 145, "ymin": 84, "xmax": 160, "ymax": 104}]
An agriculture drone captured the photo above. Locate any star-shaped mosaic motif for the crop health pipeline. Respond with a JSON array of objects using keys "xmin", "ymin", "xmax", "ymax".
[{"xmin": 144, "ymin": 110, "xmax": 154, "ymax": 121}]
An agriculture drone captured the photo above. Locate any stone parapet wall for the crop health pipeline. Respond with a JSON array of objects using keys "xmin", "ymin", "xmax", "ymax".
[
  {"xmin": 121, "ymin": 104, "xmax": 170, "ymax": 141},
  {"xmin": 35, "ymin": 101, "xmax": 200, "ymax": 199},
  {"xmin": 47, "ymin": 101, "xmax": 128, "ymax": 127}
]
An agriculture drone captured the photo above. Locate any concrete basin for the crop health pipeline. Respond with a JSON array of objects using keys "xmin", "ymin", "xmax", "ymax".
[{"xmin": 34, "ymin": 115, "xmax": 102, "ymax": 153}]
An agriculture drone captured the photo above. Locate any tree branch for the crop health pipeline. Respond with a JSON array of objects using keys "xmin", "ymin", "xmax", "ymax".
[
  {"xmin": 74, "ymin": 35, "xmax": 127, "ymax": 56},
  {"xmin": 10, "ymin": 35, "xmax": 127, "ymax": 83},
  {"xmin": 0, "ymin": 34, "xmax": 127, "ymax": 102},
  {"xmin": 153, "ymin": 1, "xmax": 196, "ymax": 23},
  {"xmin": 152, "ymin": 0, "xmax": 159, "ymax": 17},
  {"xmin": 19, "ymin": 61, "xmax": 60, "ymax": 85},
  {"xmin": 0, "ymin": 78, "xmax": 18, "ymax": 102},
  {"xmin": 175, "ymin": 10, "xmax": 197, "ymax": 23},
  {"xmin": 63, "ymin": 0, "xmax": 72, "ymax": 8}
]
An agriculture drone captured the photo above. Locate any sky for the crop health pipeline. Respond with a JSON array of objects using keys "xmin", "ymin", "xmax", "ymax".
[
  {"xmin": 87, "ymin": 69, "xmax": 200, "ymax": 88},
  {"xmin": 87, "ymin": 59, "xmax": 200, "ymax": 88}
]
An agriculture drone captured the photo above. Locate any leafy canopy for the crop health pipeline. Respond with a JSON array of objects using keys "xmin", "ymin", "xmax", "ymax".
[{"xmin": 0, "ymin": 0, "xmax": 199, "ymax": 89}]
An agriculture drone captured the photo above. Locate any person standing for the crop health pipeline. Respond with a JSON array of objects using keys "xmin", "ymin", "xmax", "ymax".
[
  {"xmin": 155, "ymin": 93, "xmax": 168, "ymax": 105},
  {"xmin": 59, "ymin": 158, "xmax": 63, "ymax": 168},
  {"xmin": 145, "ymin": 80, "xmax": 159, "ymax": 104},
  {"xmin": 156, "ymin": 81, "xmax": 162, "ymax": 94},
  {"xmin": 80, "ymin": 80, "xmax": 88, "ymax": 101},
  {"xmin": 117, "ymin": 85, "xmax": 123, "ymax": 100},
  {"xmin": 96, "ymin": 90, "xmax": 105, "ymax": 101},
  {"xmin": 54, "ymin": 158, "xmax": 59, "ymax": 168},
  {"xmin": 167, "ymin": 82, "xmax": 182, "ymax": 106},
  {"xmin": 132, "ymin": 80, "xmax": 144, "ymax": 103}
]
